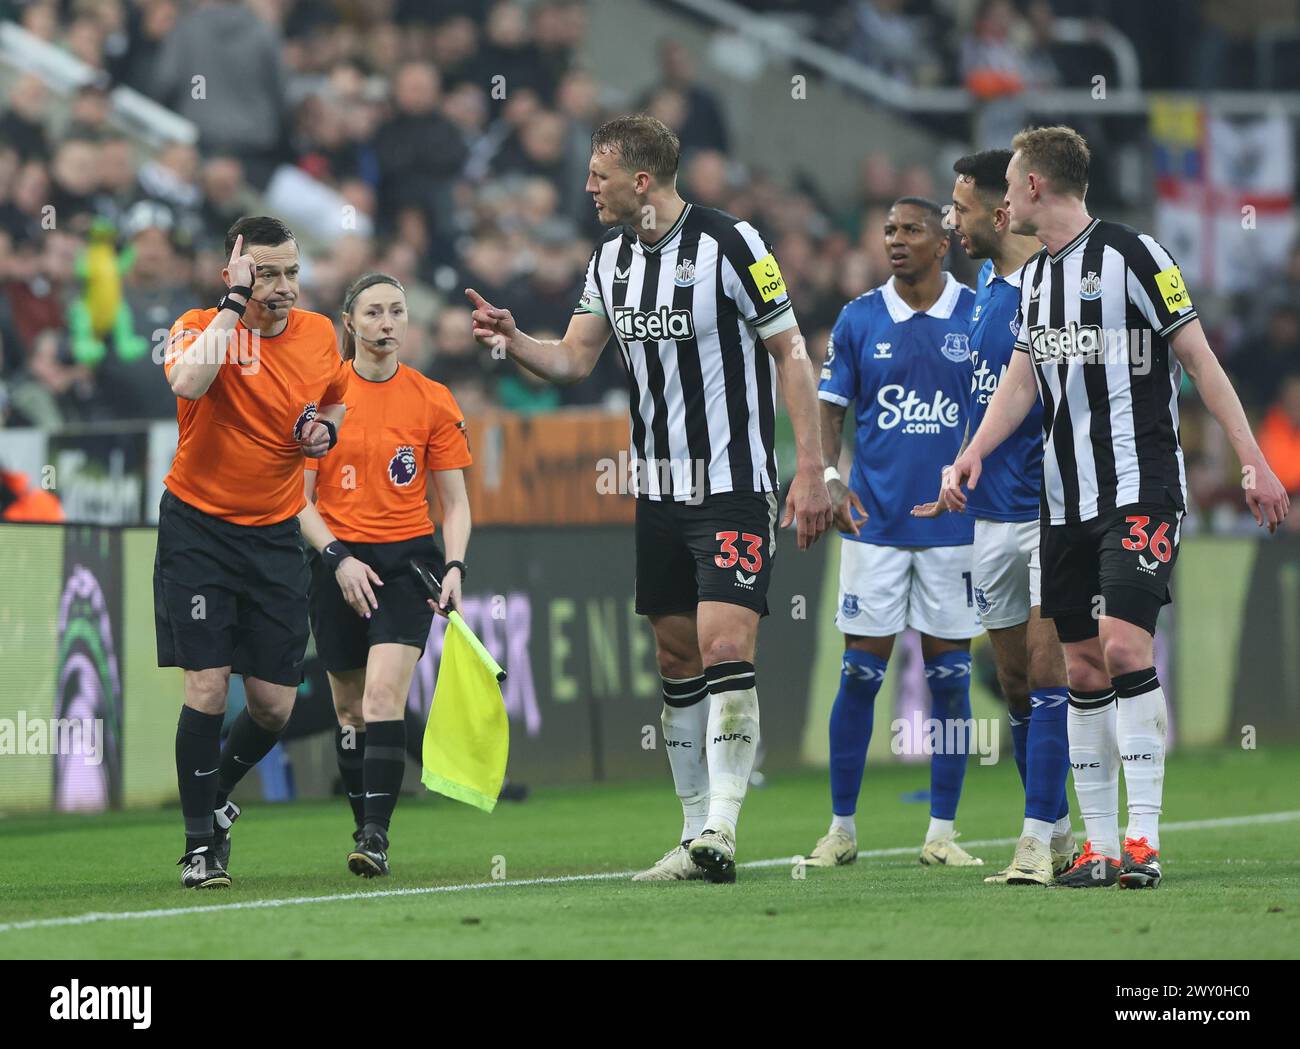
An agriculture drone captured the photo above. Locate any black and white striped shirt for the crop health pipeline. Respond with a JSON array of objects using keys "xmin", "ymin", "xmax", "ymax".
[
  {"xmin": 574, "ymin": 203, "xmax": 797, "ymax": 501},
  {"xmin": 1013, "ymin": 218, "xmax": 1197, "ymax": 525}
]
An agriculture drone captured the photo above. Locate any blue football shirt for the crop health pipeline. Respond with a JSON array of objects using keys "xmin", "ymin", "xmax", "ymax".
[
  {"xmin": 967, "ymin": 259, "xmax": 1043, "ymax": 522},
  {"xmin": 819, "ymin": 273, "xmax": 976, "ymax": 548}
]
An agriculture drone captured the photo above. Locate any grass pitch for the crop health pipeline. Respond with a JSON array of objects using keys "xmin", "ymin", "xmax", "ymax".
[{"xmin": 1, "ymin": 746, "xmax": 1297, "ymax": 959}]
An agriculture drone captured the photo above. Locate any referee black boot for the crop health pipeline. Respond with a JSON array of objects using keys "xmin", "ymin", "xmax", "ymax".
[
  {"xmin": 348, "ymin": 829, "xmax": 390, "ymax": 878},
  {"xmin": 178, "ymin": 845, "xmax": 232, "ymax": 889}
]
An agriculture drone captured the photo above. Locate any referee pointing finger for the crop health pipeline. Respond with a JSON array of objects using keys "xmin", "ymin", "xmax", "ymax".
[{"xmin": 156, "ymin": 216, "xmax": 349, "ymax": 889}]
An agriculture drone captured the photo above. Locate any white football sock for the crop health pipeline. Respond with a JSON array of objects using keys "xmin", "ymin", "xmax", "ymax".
[
  {"xmin": 925, "ymin": 817, "xmax": 954, "ymax": 843},
  {"xmin": 1052, "ymin": 815, "xmax": 1073, "ymax": 840},
  {"xmin": 830, "ymin": 814, "xmax": 856, "ymax": 838},
  {"xmin": 1022, "ymin": 817, "xmax": 1054, "ymax": 845},
  {"xmin": 1068, "ymin": 688, "xmax": 1120, "ymax": 860},
  {"xmin": 702, "ymin": 662, "xmax": 760, "ymax": 839},
  {"xmin": 660, "ymin": 676, "xmax": 711, "ymax": 843},
  {"xmin": 1115, "ymin": 669, "xmax": 1167, "ymax": 851}
]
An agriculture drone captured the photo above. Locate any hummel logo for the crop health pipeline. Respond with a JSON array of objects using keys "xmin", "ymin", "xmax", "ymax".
[
  {"xmin": 874, "ymin": 341, "xmax": 892, "ymax": 358},
  {"xmin": 193, "ymin": 767, "xmax": 218, "ymax": 777},
  {"xmin": 614, "ymin": 265, "xmax": 631, "ymax": 282}
]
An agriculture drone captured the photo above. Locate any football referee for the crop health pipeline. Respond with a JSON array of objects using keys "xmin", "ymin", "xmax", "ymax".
[
  {"xmin": 468, "ymin": 115, "xmax": 832, "ymax": 883},
  {"xmin": 158, "ymin": 216, "xmax": 349, "ymax": 888},
  {"xmin": 944, "ymin": 127, "xmax": 1289, "ymax": 890}
]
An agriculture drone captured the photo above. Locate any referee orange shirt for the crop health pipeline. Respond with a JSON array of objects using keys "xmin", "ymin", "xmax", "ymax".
[
  {"xmin": 163, "ymin": 308, "xmax": 350, "ymax": 526},
  {"xmin": 305, "ymin": 362, "xmax": 472, "ymax": 543}
]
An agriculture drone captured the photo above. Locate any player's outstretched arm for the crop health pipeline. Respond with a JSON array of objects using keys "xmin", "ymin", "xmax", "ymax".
[
  {"xmin": 429, "ymin": 468, "xmax": 471, "ymax": 615},
  {"xmin": 942, "ymin": 349, "xmax": 1038, "ymax": 512},
  {"xmin": 767, "ymin": 327, "xmax": 833, "ymax": 549},
  {"xmin": 465, "ymin": 287, "xmax": 609, "ymax": 385},
  {"xmin": 168, "ymin": 235, "xmax": 255, "ymax": 400},
  {"xmin": 1172, "ymin": 319, "xmax": 1290, "ymax": 532}
]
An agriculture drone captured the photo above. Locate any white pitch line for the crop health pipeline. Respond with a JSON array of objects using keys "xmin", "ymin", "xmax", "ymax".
[{"xmin": 2, "ymin": 809, "xmax": 1297, "ymax": 934}]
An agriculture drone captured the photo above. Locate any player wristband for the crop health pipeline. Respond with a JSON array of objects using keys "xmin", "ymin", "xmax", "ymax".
[
  {"xmin": 321, "ymin": 541, "xmax": 352, "ymax": 571},
  {"xmin": 217, "ymin": 285, "xmax": 253, "ymax": 317},
  {"xmin": 823, "ymin": 466, "xmax": 841, "ymax": 485},
  {"xmin": 318, "ymin": 418, "xmax": 338, "ymax": 451},
  {"xmin": 444, "ymin": 560, "xmax": 467, "ymax": 582}
]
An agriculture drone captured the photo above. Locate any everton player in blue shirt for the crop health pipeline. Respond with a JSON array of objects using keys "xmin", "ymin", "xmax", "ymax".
[
  {"xmin": 916, "ymin": 152, "xmax": 1078, "ymax": 885},
  {"xmin": 806, "ymin": 198, "xmax": 983, "ymax": 868}
]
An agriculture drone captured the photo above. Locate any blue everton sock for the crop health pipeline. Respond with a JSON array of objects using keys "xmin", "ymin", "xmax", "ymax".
[
  {"xmin": 1027, "ymin": 688, "xmax": 1071, "ymax": 824},
  {"xmin": 829, "ymin": 649, "xmax": 888, "ymax": 816},
  {"xmin": 925, "ymin": 651, "xmax": 972, "ymax": 821},
  {"xmin": 1009, "ymin": 709, "xmax": 1030, "ymax": 790}
]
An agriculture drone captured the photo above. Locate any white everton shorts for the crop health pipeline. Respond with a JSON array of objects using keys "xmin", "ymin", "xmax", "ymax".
[
  {"xmin": 971, "ymin": 518, "xmax": 1041, "ymax": 630},
  {"xmin": 835, "ymin": 540, "xmax": 982, "ymax": 640}
]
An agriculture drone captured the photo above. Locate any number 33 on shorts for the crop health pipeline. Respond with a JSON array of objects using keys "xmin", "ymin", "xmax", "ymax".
[{"xmin": 715, "ymin": 531, "xmax": 764, "ymax": 573}]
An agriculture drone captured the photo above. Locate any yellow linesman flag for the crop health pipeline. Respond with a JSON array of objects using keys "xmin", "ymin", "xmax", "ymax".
[{"xmin": 420, "ymin": 611, "xmax": 509, "ymax": 813}]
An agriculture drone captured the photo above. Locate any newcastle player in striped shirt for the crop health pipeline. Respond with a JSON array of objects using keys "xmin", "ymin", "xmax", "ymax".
[
  {"xmin": 944, "ymin": 126, "xmax": 1290, "ymax": 889},
  {"xmin": 467, "ymin": 115, "xmax": 832, "ymax": 883}
]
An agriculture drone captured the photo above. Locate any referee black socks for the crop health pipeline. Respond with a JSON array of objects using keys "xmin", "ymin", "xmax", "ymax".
[
  {"xmin": 176, "ymin": 706, "xmax": 223, "ymax": 853},
  {"xmin": 335, "ymin": 724, "xmax": 368, "ymax": 830},
  {"xmin": 214, "ymin": 708, "xmax": 284, "ymax": 809},
  {"xmin": 362, "ymin": 719, "xmax": 406, "ymax": 837}
]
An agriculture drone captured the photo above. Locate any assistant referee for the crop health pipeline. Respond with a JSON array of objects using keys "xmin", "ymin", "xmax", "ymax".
[
  {"xmin": 299, "ymin": 272, "xmax": 472, "ymax": 878},
  {"xmin": 158, "ymin": 216, "xmax": 349, "ymax": 888}
]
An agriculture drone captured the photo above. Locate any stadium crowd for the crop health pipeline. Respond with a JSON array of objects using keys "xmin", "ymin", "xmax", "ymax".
[{"xmin": 0, "ymin": 0, "xmax": 1298, "ymax": 529}]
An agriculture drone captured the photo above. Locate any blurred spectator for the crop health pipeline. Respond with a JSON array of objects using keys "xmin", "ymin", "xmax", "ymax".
[
  {"xmin": 84, "ymin": 202, "xmax": 194, "ymax": 421},
  {"xmin": 832, "ymin": 0, "xmax": 937, "ymax": 87},
  {"xmin": 0, "ymin": 75, "xmax": 51, "ymax": 162},
  {"xmin": 151, "ymin": 0, "xmax": 289, "ymax": 187},
  {"xmin": 48, "ymin": 139, "xmax": 103, "ymax": 235},
  {"xmin": 66, "ymin": 79, "xmax": 115, "ymax": 140},
  {"xmin": 961, "ymin": 0, "xmax": 1058, "ymax": 150},
  {"xmin": 1232, "ymin": 306, "xmax": 1300, "ymax": 412},
  {"xmin": 428, "ymin": 304, "xmax": 494, "ymax": 414},
  {"xmin": 115, "ymin": 0, "xmax": 180, "ymax": 94},
  {"xmin": 374, "ymin": 61, "xmax": 468, "ymax": 244},
  {"xmin": 198, "ymin": 155, "xmax": 260, "ymax": 242},
  {"xmin": 645, "ymin": 41, "xmax": 729, "ymax": 156}
]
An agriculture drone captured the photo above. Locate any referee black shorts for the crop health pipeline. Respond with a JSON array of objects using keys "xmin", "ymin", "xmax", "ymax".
[
  {"xmin": 309, "ymin": 532, "xmax": 444, "ymax": 674},
  {"xmin": 1041, "ymin": 502, "xmax": 1181, "ymax": 642},
  {"xmin": 634, "ymin": 491, "xmax": 777, "ymax": 617},
  {"xmin": 153, "ymin": 488, "xmax": 311, "ymax": 687}
]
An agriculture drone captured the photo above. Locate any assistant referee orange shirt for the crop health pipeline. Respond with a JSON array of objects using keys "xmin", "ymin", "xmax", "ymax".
[
  {"xmin": 163, "ymin": 307, "xmax": 350, "ymax": 525},
  {"xmin": 305, "ymin": 362, "xmax": 472, "ymax": 543}
]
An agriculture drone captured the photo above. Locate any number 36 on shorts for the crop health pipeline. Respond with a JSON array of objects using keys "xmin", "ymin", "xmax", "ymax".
[{"xmin": 1121, "ymin": 514, "xmax": 1174, "ymax": 563}]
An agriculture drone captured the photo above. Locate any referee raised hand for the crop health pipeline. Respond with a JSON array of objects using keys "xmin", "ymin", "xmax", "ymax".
[{"xmin": 157, "ymin": 216, "xmax": 350, "ymax": 889}]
